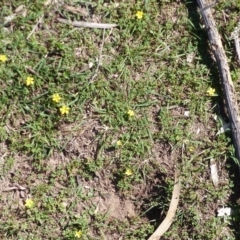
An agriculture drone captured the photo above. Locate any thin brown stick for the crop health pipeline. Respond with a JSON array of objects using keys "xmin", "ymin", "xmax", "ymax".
[{"xmin": 197, "ymin": 0, "xmax": 240, "ymax": 163}]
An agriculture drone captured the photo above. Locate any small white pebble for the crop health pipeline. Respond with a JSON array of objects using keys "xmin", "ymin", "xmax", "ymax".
[
  {"xmin": 216, "ymin": 123, "xmax": 230, "ymax": 135},
  {"xmin": 217, "ymin": 207, "xmax": 233, "ymax": 217},
  {"xmin": 210, "ymin": 159, "xmax": 219, "ymax": 187},
  {"xmin": 88, "ymin": 62, "xmax": 94, "ymax": 68},
  {"xmin": 61, "ymin": 202, "xmax": 68, "ymax": 208},
  {"xmin": 196, "ymin": 127, "xmax": 200, "ymax": 134}
]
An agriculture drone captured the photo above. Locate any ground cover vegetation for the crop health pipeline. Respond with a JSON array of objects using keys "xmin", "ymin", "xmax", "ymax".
[{"xmin": 0, "ymin": 0, "xmax": 240, "ymax": 239}]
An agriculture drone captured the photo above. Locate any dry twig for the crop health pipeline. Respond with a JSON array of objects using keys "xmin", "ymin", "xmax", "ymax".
[
  {"xmin": 233, "ymin": 37, "xmax": 240, "ymax": 63},
  {"xmin": 148, "ymin": 169, "xmax": 181, "ymax": 240},
  {"xmin": 198, "ymin": 0, "xmax": 240, "ymax": 164},
  {"xmin": 57, "ymin": 18, "xmax": 117, "ymax": 29},
  {"xmin": 230, "ymin": 22, "xmax": 240, "ymax": 63}
]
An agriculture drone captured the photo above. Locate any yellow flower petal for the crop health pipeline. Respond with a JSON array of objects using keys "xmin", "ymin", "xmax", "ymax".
[
  {"xmin": 59, "ymin": 105, "xmax": 70, "ymax": 115},
  {"xmin": 188, "ymin": 146, "xmax": 195, "ymax": 152},
  {"xmin": 136, "ymin": 10, "xmax": 144, "ymax": 19},
  {"xmin": 116, "ymin": 140, "xmax": 122, "ymax": 146},
  {"xmin": 52, "ymin": 93, "xmax": 62, "ymax": 103},
  {"xmin": 25, "ymin": 198, "xmax": 34, "ymax": 208},
  {"xmin": 206, "ymin": 87, "xmax": 216, "ymax": 96},
  {"xmin": 0, "ymin": 55, "xmax": 8, "ymax": 63},
  {"xmin": 125, "ymin": 169, "xmax": 132, "ymax": 176},
  {"xmin": 127, "ymin": 109, "xmax": 135, "ymax": 117},
  {"xmin": 75, "ymin": 230, "xmax": 82, "ymax": 238},
  {"xmin": 25, "ymin": 76, "xmax": 34, "ymax": 86}
]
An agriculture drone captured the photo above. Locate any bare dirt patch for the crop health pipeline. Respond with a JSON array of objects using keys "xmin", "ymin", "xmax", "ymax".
[{"xmin": 57, "ymin": 119, "xmax": 103, "ymax": 160}]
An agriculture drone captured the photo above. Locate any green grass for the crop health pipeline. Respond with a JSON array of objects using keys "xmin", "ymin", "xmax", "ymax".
[{"xmin": 0, "ymin": 0, "xmax": 240, "ymax": 239}]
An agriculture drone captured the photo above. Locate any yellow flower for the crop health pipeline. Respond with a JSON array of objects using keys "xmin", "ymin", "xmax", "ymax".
[
  {"xmin": 59, "ymin": 105, "xmax": 70, "ymax": 115},
  {"xmin": 127, "ymin": 109, "xmax": 135, "ymax": 117},
  {"xmin": 135, "ymin": 10, "xmax": 144, "ymax": 19},
  {"xmin": 25, "ymin": 198, "xmax": 34, "ymax": 208},
  {"xmin": 125, "ymin": 169, "xmax": 132, "ymax": 176},
  {"xmin": 116, "ymin": 140, "xmax": 122, "ymax": 146},
  {"xmin": 188, "ymin": 146, "xmax": 195, "ymax": 152},
  {"xmin": 25, "ymin": 76, "xmax": 34, "ymax": 86},
  {"xmin": 206, "ymin": 87, "xmax": 216, "ymax": 96},
  {"xmin": 0, "ymin": 55, "xmax": 7, "ymax": 63},
  {"xmin": 75, "ymin": 230, "xmax": 82, "ymax": 238},
  {"xmin": 52, "ymin": 93, "xmax": 62, "ymax": 103}
]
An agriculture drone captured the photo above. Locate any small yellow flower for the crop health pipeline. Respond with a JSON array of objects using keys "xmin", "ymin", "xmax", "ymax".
[
  {"xmin": 188, "ymin": 146, "xmax": 195, "ymax": 152},
  {"xmin": 0, "ymin": 55, "xmax": 7, "ymax": 63},
  {"xmin": 136, "ymin": 10, "xmax": 144, "ymax": 19},
  {"xmin": 127, "ymin": 109, "xmax": 135, "ymax": 117},
  {"xmin": 206, "ymin": 87, "xmax": 216, "ymax": 96},
  {"xmin": 116, "ymin": 140, "xmax": 122, "ymax": 146},
  {"xmin": 52, "ymin": 93, "xmax": 62, "ymax": 103},
  {"xmin": 75, "ymin": 230, "xmax": 82, "ymax": 238},
  {"xmin": 125, "ymin": 169, "xmax": 132, "ymax": 176},
  {"xmin": 25, "ymin": 198, "xmax": 34, "ymax": 208},
  {"xmin": 59, "ymin": 105, "xmax": 70, "ymax": 115},
  {"xmin": 25, "ymin": 76, "xmax": 34, "ymax": 86}
]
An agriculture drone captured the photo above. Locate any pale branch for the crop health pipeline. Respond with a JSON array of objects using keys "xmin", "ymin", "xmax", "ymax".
[
  {"xmin": 57, "ymin": 18, "xmax": 117, "ymax": 29},
  {"xmin": 197, "ymin": 0, "xmax": 240, "ymax": 164},
  {"xmin": 230, "ymin": 22, "xmax": 240, "ymax": 63},
  {"xmin": 148, "ymin": 169, "xmax": 181, "ymax": 240}
]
